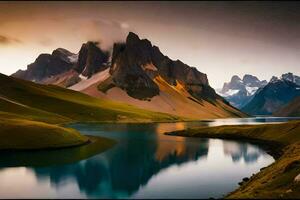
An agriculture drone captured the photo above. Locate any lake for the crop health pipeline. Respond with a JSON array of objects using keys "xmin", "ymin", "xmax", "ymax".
[{"xmin": 0, "ymin": 117, "xmax": 299, "ymax": 198}]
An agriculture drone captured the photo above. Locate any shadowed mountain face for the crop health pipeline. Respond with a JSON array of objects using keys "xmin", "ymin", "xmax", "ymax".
[
  {"xmin": 12, "ymin": 48, "xmax": 76, "ymax": 83},
  {"xmin": 75, "ymin": 42, "xmax": 109, "ymax": 78},
  {"xmin": 218, "ymin": 74, "xmax": 267, "ymax": 109},
  {"xmin": 11, "ymin": 42, "xmax": 109, "ymax": 87},
  {"xmin": 274, "ymin": 96, "xmax": 300, "ymax": 117},
  {"xmin": 109, "ymin": 32, "xmax": 213, "ymax": 100},
  {"xmin": 242, "ymin": 73, "xmax": 300, "ymax": 115}
]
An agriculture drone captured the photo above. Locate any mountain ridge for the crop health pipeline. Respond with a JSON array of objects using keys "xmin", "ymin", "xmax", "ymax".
[
  {"xmin": 242, "ymin": 73, "xmax": 300, "ymax": 115},
  {"xmin": 11, "ymin": 32, "xmax": 245, "ymax": 119},
  {"xmin": 218, "ymin": 74, "xmax": 267, "ymax": 108}
]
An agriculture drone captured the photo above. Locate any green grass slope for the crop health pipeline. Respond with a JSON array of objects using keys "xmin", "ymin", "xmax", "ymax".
[
  {"xmin": 0, "ymin": 118, "xmax": 88, "ymax": 150},
  {"xmin": 166, "ymin": 121, "xmax": 300, "ymax": 199},
  {"xmin": 0, "ymin": 73, "xmax": 182, "ymax": 123}
]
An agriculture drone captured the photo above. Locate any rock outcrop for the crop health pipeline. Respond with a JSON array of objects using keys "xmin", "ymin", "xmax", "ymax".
[
  {"xmin": 109, "ymin": 32, "xmax": 216, "ymax": 101},
  {"xmin": 12, "ymin": 48, "xmax": 76, "ymax": 83},
  {"xmin": 75, "ymin": 41, "xmax": 109, "ymax": 78}
]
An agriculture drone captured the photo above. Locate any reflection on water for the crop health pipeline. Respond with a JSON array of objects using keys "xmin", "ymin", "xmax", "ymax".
[{"xmin": 0, "ymin": 117, "xmax": 294, "ymax": 199}]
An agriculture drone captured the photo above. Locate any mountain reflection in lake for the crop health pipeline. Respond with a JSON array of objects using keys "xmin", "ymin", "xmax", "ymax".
[{"xmin": 0, "ymin": 119, "xmax": 280, "ymax": 198}]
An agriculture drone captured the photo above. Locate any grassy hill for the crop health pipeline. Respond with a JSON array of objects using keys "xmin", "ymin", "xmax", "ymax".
[
  {"xmin": 0, "ymin": 118, "xmax": 88, "ymax": 150},
  {"xmin": 166, "ymin": 121, "xmax": 300, "ymax": 199},
  {"xmin": 0, "ymin": 73, "xmax": 182, "ymax": 123}
]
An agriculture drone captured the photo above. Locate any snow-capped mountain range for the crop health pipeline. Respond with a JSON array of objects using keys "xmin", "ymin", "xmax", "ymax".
[
  {"xmin": 242, "ymin": 73, "xmax": 300, "ymax": 115},
  {"xmin": 217, "ymin": 75, "xmax": 267, "ymax": 109}
]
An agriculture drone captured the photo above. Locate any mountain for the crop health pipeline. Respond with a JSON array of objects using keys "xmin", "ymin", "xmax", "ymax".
[
  {"xmin": 218, "ymin": 74, "xmax": 267, "ymax": 108},
  {"xmin": 242, "ymin": 73, "xmax": 300, "ymax": 115},
  {"xmin": 75, "ymin": 41, "xmax": 109, "ymax": 78},
  {"xmin": 11, "ymin": 32, "xmax": 245, "ymax": 119},
  {"xmin": 12, "ymin": 48, "xmax": 76, "ymax": 83},
  {"xmin": 12, "ymin": 42, "xmax": 109, "ymax": 87},
  {"xmin": 274, "ymin": 96, "xmax": 300, "ymax": 117},
  {"xmin": 70, "ymin": 32, "xmax": 245, "ymax": 119}
]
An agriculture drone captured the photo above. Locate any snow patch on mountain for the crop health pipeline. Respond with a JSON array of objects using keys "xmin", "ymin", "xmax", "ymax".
[
  {"xmin": 69, "ymin": 68, "xmax": 110, "ymax": 91},
  {"xmin": 218, "ymin": 74, "xmax": 267, "ymax": 109},
  {"xmin": 68, "ymin": 54, "xmax": 78, "ymax": 63},
  {"xmin": 246, "ymin": 86, "xmax": 259, "ymax": 96},
  {"xmin": 79, "ymin": 74, "xmax": 88, "ymax": 80},
  {"xmin": 223, "ymin": 89, "xmax": 240, "ymax": 97}
]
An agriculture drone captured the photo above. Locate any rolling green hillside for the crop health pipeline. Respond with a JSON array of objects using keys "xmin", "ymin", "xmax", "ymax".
[
  {"xmin": 0, "ymin": 73, "xmax": 182, "ymax": 123},
  {"xmin": 0, "ymin": 118, "xmax": 88, "ymax": 150}
]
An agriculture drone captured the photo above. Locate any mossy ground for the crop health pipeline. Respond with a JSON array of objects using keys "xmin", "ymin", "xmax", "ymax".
[{"xmin": 166, "ymin": 121, "xmax": 300, "ymax": 199}]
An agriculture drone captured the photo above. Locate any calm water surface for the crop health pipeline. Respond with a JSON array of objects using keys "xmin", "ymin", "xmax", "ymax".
[{"xmin": 0, "ymin": 117, "xmax": 299, "ymax": 198}]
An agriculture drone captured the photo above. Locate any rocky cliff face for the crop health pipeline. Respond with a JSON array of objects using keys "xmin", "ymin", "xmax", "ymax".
[
  {"xmin": 75, "ymin": 42, "xmax": 109, "ymax": 78},
  {"xmin": 281, "ymin": 72, "xmax": 300, "ymax": 85},
  {"xmin": 218, "ymin": 74, "xmax": 267, "ymax": 108},
  {"xmin": 12, "ymin": 42, "xmax": 109, "ymax": 86},
  {"xmin": 12, "ymin": 48, "xmax": 76, "ymax": 83},
  {"xmin": 109, "ymin": 32, "xmax": 216, "ymax": 101}
]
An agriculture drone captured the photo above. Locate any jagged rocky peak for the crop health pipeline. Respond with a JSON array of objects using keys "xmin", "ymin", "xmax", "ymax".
[
  {"xmin": 231, "ymin": 75, "xmax": 242, "ymax": 82},
  {"xmin": 220, "ymin": 75, "xmax": 243, "ymax": 94},
  {"xmin": 270, "ymin": 76, "xmax": 280, "ymax": 83},
  {"xmin": 11, "ymin": 49, "xmax": 75, "ymax": 82},
  {"xmin": 52, "ymin": 48, "xmax": 78, "ymax": 64},
  {"xmin": 281, "ymin": 72, "xmax": 300, "ymax": 85},
  {"xmin": 219, "ymin": 74, "xmax": 267, "ymax": 109},
  {"xmin": 75, "ymin": 41, "xmax": 109, "ymax": 78},
  {"xmin": 242, "ymin": 75, "xmax": 300, "ymax": 115},
  {"xmin": 108, "ymin": 32, "xmax": 216, "ymax": 101},
  {"xmin": 242, "ymin": 74, "xmax": 267, "ymax": 87},
  {"xmin": 109, "ymin": 34, "xmax": 160, "ymax": 100}
]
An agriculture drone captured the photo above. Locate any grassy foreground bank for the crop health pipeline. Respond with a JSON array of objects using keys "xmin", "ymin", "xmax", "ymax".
[{"xmin": 166, "ymin": 121, "xmax": 300, "ymax": 199}]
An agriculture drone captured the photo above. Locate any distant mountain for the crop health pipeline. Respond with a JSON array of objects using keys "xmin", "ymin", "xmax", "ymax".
[
  {"xmin": 11, "ymin": 32, "xmax": 245, "ymax": 119},
  {"xmin": 242, "ymin": 73, "xmax": 300, "ymax": 115},
  {"xmin": 218, "ymin": 74, "xmax": 267, "ymax": 108},
  {"xmin": 12, "ymin": 42, "xmax": 109, "ymax": 87}
]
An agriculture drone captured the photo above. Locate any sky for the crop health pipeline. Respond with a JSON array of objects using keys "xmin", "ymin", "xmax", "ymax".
[{"xmin": 0, "ymin": 1, "xmax": 300, "ymax": 89}]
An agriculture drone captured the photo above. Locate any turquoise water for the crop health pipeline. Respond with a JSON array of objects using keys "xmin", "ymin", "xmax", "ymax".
[{"xmin": 0, "ymin": 117, "xmax": 298, "ymax": 198}]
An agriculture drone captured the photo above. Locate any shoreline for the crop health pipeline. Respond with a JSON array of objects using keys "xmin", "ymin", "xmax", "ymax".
[
  {"xmin": 165, "ymin": 121, "xmax": 300, "ymax": 198},
  {"xmin": 0, "ymin": 135, "xmax": 116, "ymax": 167}
]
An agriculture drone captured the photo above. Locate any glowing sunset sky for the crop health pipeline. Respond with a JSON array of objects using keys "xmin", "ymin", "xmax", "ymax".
[{"xmin": 0, "ymin": 1, "xmax": 300, "ymax": 88}]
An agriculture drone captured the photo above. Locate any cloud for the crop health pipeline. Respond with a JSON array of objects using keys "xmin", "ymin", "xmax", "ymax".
[
  {"xmin": 0, "ymin": 35, "xmax": 21, "ymax": 45},
  {"xmin": 78, "ymin": 18, "xmax": 131, "ymax": 50},
  {"xmin": 38, "ymin": 37, "xmax": 53, "ymax": 46}
]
